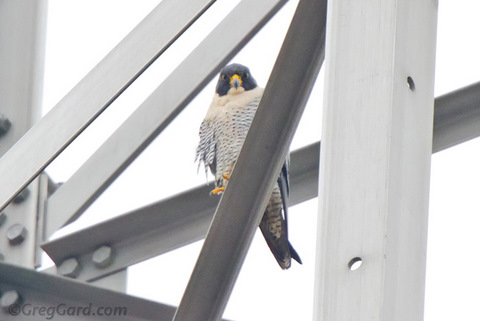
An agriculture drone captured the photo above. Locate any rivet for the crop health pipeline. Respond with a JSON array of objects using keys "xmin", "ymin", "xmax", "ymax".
[
  {"xmin": 57, "ymin": 257, "xmax": 81, "ymax": 278},
  {"xmin": 0, "ymin": 212, "xmax": 6, "ymax": 226},
  {"xmin": 92, "ymin": 245, "xmax": 114, "ymax": 268},
  {"xmin": 0, "ymin": 115, "xmax": 12, "ymax": 136},
  {"xmin": 7, "ymin": 224, "xmax": 27, "ymax": 245},
  {"xmin": 13, "ymin": 187, "xmax": 30, "ymax": 204},
  {"xmin": 0, "ymin": 290, "xmax": 21, "ymax": 311}
]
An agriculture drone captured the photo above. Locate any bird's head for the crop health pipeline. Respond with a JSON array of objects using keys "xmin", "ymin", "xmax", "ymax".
[{"xmin": 215, "ymin": 63, "xmax": 257, "ymax": 97}]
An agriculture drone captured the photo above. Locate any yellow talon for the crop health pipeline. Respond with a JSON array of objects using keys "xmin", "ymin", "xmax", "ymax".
[
  {"xmin": 210, "ymin": 174, "xmax": 229, "ymax": 195},
  {"xmin": 211, "ymin": 187, "xmax": 225, "ymax": 195}
]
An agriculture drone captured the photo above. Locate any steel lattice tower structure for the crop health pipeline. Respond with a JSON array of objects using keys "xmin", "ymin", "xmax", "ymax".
[{"xmin": 1, "ymin": 0, "xmax": 479, "ymax": 320}]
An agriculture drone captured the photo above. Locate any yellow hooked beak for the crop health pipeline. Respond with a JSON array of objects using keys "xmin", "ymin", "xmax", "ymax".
[{"xmin": 229, "ymin": 74, "xmax": 242, "ymax": 89}]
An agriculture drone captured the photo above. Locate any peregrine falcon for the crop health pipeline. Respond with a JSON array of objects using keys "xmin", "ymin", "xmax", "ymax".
[{"xmin": 195, "ymin": 63, "xmax": 302, "ymax": 269}]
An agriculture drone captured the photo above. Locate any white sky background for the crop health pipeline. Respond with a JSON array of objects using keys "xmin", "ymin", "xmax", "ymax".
[{"xmin": 41, "ymin": 1, "xmax": 480, "ymax": 320}]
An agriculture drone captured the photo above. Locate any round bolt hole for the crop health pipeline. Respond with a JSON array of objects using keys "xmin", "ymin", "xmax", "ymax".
[
  {"xmin": 348, "ymin": 257, "xmax": 363, "ymax": 271},
  {"xmin": 407, "ymin": 76, "xmax": 415, "ymax": 91}
]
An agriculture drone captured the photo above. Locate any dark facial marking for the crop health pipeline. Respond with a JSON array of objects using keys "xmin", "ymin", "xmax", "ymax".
[{"xmin": 215, "ymin": 63, "xmax": 258, "ymax": 96}]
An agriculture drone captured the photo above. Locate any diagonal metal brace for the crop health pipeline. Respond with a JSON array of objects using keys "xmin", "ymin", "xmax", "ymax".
[
  {"xmin": 172, "ymin": 0, "xmax": 327, "ymax": 319},
  {"xmin": 44, "ymin": 0, "xmax": 289, "ymax": 238},
  {"xmin": 0, "ymin": 0, "xmax": 216, "ymax": 213}
]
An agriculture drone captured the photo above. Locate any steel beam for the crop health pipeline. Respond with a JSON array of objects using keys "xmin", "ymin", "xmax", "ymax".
[
  {"xmin": 41, "ymin": 143, "xmax": 319, "ymax": 281},
  {"xmin": 314, "ymin": 0, "xmax": 437, "ymax": 320},
  {"xmin": 0, "ymin": 262, "xmax": 176, "ymax": 321},
  {"xmin": 173, "ymin": 0, "xmax": 326, "ymax": 319},
  {"xmin": 35, "ymin": 173, "xmax": 50, "ymax": 267},
  {"xmin": 0, "ymin": 0, "xmax": 46, "ymax": 156},
  {"xmin": 0, "ymin": 0, "xmax": 215, "ymax": 213},
  {"xmin": 89, "ymin": 269, "xmax": 127, "ymax": 292},
  {"xmin": 0, "ymin": 0, "xmax": 48, "ymax": 268},
  {"xmin": 45, "ymin": 0, "xmax": 288, "ymax": 238},
  {"xmin": 433, "ymin": 81, "xmax": 480, "ymax": 152}
]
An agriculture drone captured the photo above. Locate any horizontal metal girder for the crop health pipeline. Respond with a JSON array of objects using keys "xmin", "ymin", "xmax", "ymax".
[
  {"xmin": 0, "ymin": 0, "xmax": 215, "ymax": 213},
  {"xmin": 42, "ymin": 78, "xmax": 480, "ymax": 282},
  {"xmin": 432, "ymin": 81, "xmax": 480, "ymax": 152},
  {"xmin": 41, "ymin": 142, "xmax": 320, "ymax": 282}
]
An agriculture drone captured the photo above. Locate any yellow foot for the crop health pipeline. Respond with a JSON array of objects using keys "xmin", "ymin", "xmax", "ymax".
[
  {"xmin": 210, "ymin": 187, "xmax": 225, "ymax": 195},
  {"xmin": 223, "ymin": 174, "xmax": 230, "ymax": 180}
]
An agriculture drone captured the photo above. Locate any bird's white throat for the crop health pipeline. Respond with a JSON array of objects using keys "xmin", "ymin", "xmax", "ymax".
[{"xmin": 204, "ymin": 86, "xmax": 264, "ymax": 121}]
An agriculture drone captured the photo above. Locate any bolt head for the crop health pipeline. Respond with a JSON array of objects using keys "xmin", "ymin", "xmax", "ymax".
[
  {"xmin": 57, "ymin": 257, "xmax": 81, "ymax": 278},
  {"xmin": 12, "ymin": 187, "xmax": 30, "ymax": 204},
  {"xmin": 92, "ymin": 245, "xmax": 114, "ymax": 268},
  {"xmin": 7, "ymin": 224, "xmax": 27, "ymax": 245},
  {"xmin": 0, "ymin": 290, "xmax": 21, "ymax": 311},
  {"xmin": 0, "ymin": 115, "xmax": 11, "ymax": 136},
  {"xmin": 0, "ymin": 212, "xmax": 6, "ymax": 226}
]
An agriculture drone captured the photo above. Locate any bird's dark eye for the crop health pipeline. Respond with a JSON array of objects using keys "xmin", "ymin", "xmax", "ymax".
[{"xmin": 221, "ymin": 74, "xmax": 227, "ymax": 81}]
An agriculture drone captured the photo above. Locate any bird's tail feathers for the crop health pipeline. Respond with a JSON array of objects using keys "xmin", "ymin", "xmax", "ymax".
[
  {"xmin": 260, "ymin": 224, "xmax": 302, "ymax": 270},
  {"xmin": 289, "ymin": 241, "xmax": 302, "ymax": 265}
]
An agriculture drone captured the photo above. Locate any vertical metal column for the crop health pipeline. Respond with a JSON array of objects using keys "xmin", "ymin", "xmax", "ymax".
[
  {"xmin": 314, "ymin": 1, "xmax": 437, "ymax": 320},
  {"xmin": 0, "ymin": 0, "xmax": 48, "ymax": 268}
]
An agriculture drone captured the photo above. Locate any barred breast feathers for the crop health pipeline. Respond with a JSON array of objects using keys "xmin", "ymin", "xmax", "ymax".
[
  {"xmin": 195, "ymin": 120, "xmax": 216, "ymax": 176},
  {"xmin": 204, "ymin": 86, "xmax": 264, "ymax": 121},
  {"xmin": 196, "ymin": 86, "xmax": 264, "ymax": 180}
]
